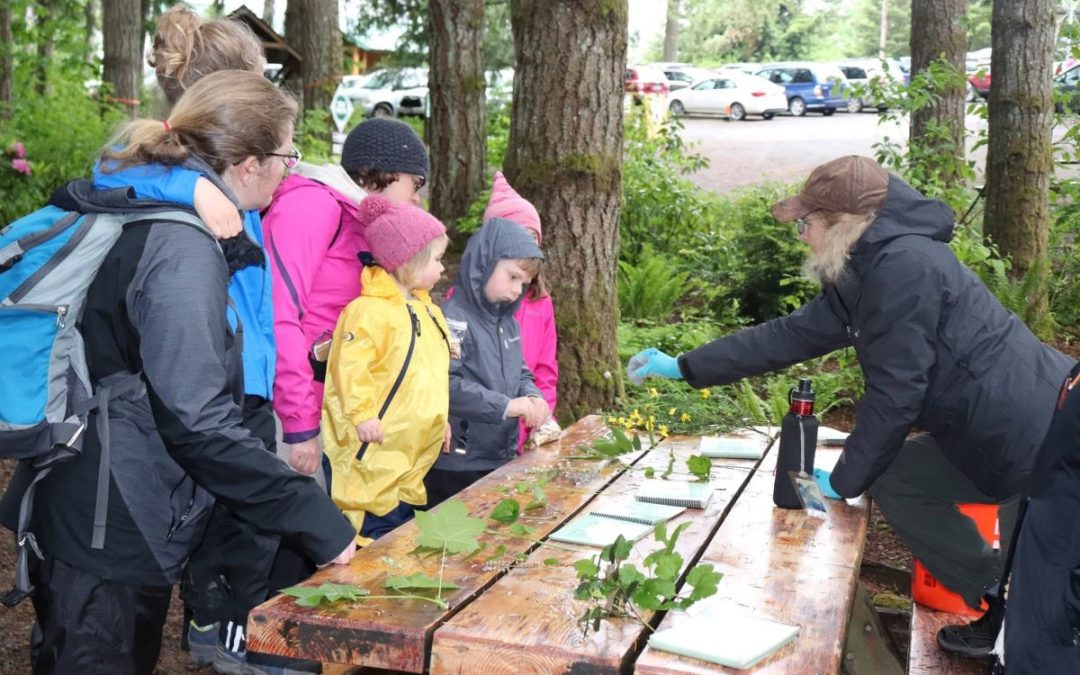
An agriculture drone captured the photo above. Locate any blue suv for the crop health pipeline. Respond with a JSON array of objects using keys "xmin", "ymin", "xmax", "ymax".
[{"xmin": 755, "ymin": 63, "xmax": 848, "ymax": 116}]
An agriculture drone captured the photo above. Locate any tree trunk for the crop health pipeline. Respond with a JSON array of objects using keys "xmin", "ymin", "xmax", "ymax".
[
  {"xmin": 102, "ymin": 0, "xmax": 142, "ymax": 114},
  {"xmin": 263, "ymin": 0, "xmax": 276, "ymax": 25},
  {"xmin": 983, "ymin": 0, "xmax": 1056, "ymax": 331},
  {"xmin": 0, "ymin": 0, "xmax": 11, "ymax": 117},
  {"xmin": 663, "ymin": 0, "xmax": 679, "ymax": 62},
  {"xmin": 285, "ymin": 0, "xmax": 341, "ymax": 114},
  {"xmin": 33, "ymin": 0, "xmax": 56, "ymax": 96},
  {"xmin": 909, "ymin": 0, "xmax": 966, "ymax": 186},
  {"xmin": 506, "ymin": 0, "xmax": 626, "ymax": 419},
  {"xmin": 428, "ymin": 0, "xmax": 486, "ymax": 230},
  {"xmin": 84, "ymin": 0, "xmax": 99, "ymax": 67}
]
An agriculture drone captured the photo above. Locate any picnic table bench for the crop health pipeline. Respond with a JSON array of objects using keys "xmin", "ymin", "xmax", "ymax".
[{"xmin": 249, "ymin": 415, "xmax": 894, "ymax": 673}]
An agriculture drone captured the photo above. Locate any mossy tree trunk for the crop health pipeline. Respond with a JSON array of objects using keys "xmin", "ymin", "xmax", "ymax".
[
  {"xmin": 428, "ymin": 0, "xmax": 486, "ymax": 232},
  {"xmin": 285, "ymin": 0, "xmax": 341, "ymax": 114},
  {"xmin": 102, "ymin": 0, "xmax": 140, "ymax": 114},
  {"xmin": 506, "ymin": 0, "xmax": 626, "ymax": 420},
  {"xmin": 983, "ymin": 0, "xmax": 1055, "ymax": 330},
  {"xmin": 909, "ymin": 0, "xmax": 966, "ymax": 187},
  {"xmin": 0, "ymin": 0, "xmax": 11, "ymax": 118}
]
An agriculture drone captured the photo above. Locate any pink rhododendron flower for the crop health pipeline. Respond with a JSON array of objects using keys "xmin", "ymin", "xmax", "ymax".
[
  {"xmin": 9, "ymin": 142, "xmax": 25, "ymax": 159},
  {"xmin": 10, "ymin": 158, "xmax": 31, "ymax": 175}
]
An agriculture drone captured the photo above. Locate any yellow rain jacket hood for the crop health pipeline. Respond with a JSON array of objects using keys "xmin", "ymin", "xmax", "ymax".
[{"xmin": 321, "ymin": 265, "xmax": 450, "ymax": 545}]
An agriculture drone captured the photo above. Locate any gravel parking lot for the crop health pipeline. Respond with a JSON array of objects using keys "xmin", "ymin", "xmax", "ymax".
[{"xmin": 675, "ymin": 109, "xmax": 996, "ymax": 194}]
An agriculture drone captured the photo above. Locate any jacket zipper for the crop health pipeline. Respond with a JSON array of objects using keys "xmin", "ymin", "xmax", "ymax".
[
  {"xmin": 1, "ymin": 304, "xmax": 69, "ymax": 328},
  {"xmin": 166, "ymin": 476, "xmax": 198, "ymax": 541}
]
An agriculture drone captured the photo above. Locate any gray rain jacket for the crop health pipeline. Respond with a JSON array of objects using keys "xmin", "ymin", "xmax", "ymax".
[
  {"xmin": 435, "ymin": 218, "xmax": 544, "ymax": 472},
  {"xmin": 1, "ymin": 178, "xmax": 355, "ymax": 586},
  {"xmin": 678, "ymin": 176, "xmax": 1074, "ymax": 499}
]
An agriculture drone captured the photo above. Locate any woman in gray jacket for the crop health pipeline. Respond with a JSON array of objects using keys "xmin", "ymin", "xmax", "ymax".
[{"xmin": 2, "ymin": 71, "xmax": 356, "ymax": 675}]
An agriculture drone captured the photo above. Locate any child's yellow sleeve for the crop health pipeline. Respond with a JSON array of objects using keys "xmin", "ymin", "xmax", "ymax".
[{"xmin": 326, "ymin": 301, "xmax": 383, "ymax": 427}]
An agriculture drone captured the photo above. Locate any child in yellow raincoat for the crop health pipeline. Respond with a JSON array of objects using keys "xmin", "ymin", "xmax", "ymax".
[{"xmin": 321, "ymin": 194, "xmax": 452, "ymax": 545}]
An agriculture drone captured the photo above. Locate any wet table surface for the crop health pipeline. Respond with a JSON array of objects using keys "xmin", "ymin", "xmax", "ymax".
[{"xmin": 248, "ymin": 415, "xmax": 869, "ymax": 674}]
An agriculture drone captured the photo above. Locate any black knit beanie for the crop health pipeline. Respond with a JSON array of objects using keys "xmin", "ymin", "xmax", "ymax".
[{"xmin": 340, "ymin": 118, "xmax": 429, "ymax": 180}]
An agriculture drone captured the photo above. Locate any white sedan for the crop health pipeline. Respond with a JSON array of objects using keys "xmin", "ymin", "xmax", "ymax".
[{"xmin": 667, "ymin": 71, "xmax": 789, "ymax": 121}]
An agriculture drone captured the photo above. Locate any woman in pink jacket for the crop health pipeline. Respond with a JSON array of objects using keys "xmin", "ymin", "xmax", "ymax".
[
  {"xmin": 262, "ymin": 118, "xmax": 429, "ymax": 481},
  {"xmin": 484, "ymin": 172, "xmax": 560, "ymax": 451}
]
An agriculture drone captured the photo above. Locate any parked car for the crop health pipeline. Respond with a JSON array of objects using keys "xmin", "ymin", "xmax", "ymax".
[
  {"xmin": 967, "ymin": 63, "xmax": 991, "ymax": 101},
  {"xmin": 722, "ymin": 62, "xmax": 763, "ymax": 76},
  {"xmin": 336, "ymin": 73, "xmax": 373, "ymax": 102},
  {"xmin": 348, "ymin": 67, "xmax": 429, "ymax": 118},
  {"xmin": 667, "ymin": 70, "xmax": 788, "ymax": 121},
  {"xmin": 755, "ymin": 63, "xmax": 848, "ymax": 116},
  {"xmin": 836, "ymin": 60, "xmax": 898, "ymax": 113},
  {"xmin": 661, "ymin": 66, "xmax": 717, "ymax": 91},
  {"xmin": 625, "ymin": 65, "xmax": 670, "ymax": 96},
  {"xmin": 1054, "ymin": 63, "xmax": 1080, "ymax": 113},
  {"xmin": 625, "ymin": 65, "xmax": 670, "ymax": 104}
]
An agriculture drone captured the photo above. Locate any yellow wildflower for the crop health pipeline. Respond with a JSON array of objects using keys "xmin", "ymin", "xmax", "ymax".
[
  {"xmin": 658, "ymin": 424, "xmax": 670, "ymax": 438},
  {"xmin": 649, "ymin": 387, "xmax": 660, "ymax": 398},
  {"xmin": 608, "ymin": 416, "xmax": 618, "ymax": 424},
  {"xmin": 680, "ymin": 412, "xmax": 692, "ymax": 422},
  {"xmin": 701, "ymin": 389, "xmax": 711, "ymax": 399},
  {"xmin": 668, "ymin": 407, "xmax": 677, "ymax": 416}
]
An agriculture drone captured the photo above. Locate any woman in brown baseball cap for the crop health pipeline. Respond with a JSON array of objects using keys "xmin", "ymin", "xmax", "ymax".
[{"xmin": 628, "ymin": 155, "xmax": 1074, "ymax": 660}]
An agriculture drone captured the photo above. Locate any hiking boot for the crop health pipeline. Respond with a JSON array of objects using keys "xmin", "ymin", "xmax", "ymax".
[
  {"xmin": 186, "ymin": 621, "xmax": 218, "ymax": 669},
  {"xmin": 937, "ymin": 597, "xmax": 1005, "ymax": 658}
]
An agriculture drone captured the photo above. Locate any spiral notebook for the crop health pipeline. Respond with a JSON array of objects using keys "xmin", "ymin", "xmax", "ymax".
[
  {"xmin": 648, "ymin": 601, "xmax": 800, "ymax": 669},
  {"xmin": 635, "ymin": 480, "xmax": 714, "ymax": 509},
  {"xmin": 697, "ymin": 436, "xmax": 765, "ymax": 459},
  {"xmin": 589, "ymin": 499, "xmax": 686, "ymax": 526},
  {"xmin": 548, "ymin": 514, "xmax": 655, "ymax": 547}
]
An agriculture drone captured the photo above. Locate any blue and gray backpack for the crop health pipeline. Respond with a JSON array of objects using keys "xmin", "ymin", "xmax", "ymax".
[{"xmin": 0, "ymin": 200, "xmax": 208, "ymax": 605}]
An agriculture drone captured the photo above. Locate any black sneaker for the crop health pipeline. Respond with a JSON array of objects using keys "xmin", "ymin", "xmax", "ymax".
[{"xmin": 936, "ymin": 597, "xmax": 1004, "ymax": 658}]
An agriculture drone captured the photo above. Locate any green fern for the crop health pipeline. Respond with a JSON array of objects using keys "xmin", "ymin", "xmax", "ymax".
[{"xmin": 618, "ymin": 251, "xmax": 693, "ymax": 323}]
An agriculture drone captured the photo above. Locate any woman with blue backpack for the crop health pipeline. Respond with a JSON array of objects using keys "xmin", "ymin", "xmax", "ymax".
[{"xmin": 0, "ymin": 69, "xmax": 356, "ymax": 675}]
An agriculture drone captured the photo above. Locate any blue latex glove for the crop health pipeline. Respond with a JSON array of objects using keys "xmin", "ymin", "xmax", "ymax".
[
  {"xmin": 626, "ymin": 348, "xmax": 683, "ymax": 385},
  {"xmin": 813, "ymin": 468, "xmax": 842, "ymax": 500}
]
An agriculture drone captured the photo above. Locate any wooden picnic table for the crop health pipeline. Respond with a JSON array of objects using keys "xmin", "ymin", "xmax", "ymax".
[{"xmin": 248, "ymin": 415, "xmax": 873, "ymax": 673}]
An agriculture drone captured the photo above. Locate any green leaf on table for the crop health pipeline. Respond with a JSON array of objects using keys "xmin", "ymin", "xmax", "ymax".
[
  {"xmin": 490, "ymin": 498, "xmax": 521, "ymax": 523},
  {"xmin": 280, "ymin": 582, "xmax": 369, "ymax": 607},
  {"xmin": 414, "ymin": 498, "xmax": 484, "ymax": 554},
  {"xmin": 684, "ymin": 563, "xmax": 722, "ymax": 601},
  {"xmin": 514, "ymin": 481, "xmax": 531, "ymax": 494},
  {"xmin": 650, "ymin": 551, "xmax": 683, "ymax": 580},
  {"xmin": 385, "ymin": 572, "xmax": 460, "ymax": 592},
  {"xmin": 686, "ymin": 454, "xmax": 712, "ymax": 482},
  {"xmin": 573, "ymin": 558, "xmax": 598, "ymax": 578},
  {"xmin": 524, "ymin": 484, "xmax": 548, "ymax": 510},
  {"xmin": 543, "ymin": 557, "xmax": 560, "ymax": 566},
  {"xmin": 508, "ymin": 522, "xmax": 535, "ymax": 536},
  {"xmin": 643, "ymin": 466, "xmax": 655, "ymax": 479}
]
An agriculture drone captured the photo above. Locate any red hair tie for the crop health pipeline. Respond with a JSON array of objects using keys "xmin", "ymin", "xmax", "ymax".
[{"xmin": 162, "ymin": 119, "xmax": 172, "ymax": 133}]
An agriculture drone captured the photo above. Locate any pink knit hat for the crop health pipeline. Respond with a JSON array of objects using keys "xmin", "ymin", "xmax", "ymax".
[
  {"xmin": 483, "ymin": 172, "xmax": 542, "ymax": 244},
  {"xmin": 359, "ymin": 194, "xmax": 446, "ymax": 273}
]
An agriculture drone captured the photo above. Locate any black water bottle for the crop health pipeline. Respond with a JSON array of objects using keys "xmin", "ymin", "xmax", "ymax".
[{"xmin": 773, "ymin": 378, "xmax": 820, "ymax": 509}]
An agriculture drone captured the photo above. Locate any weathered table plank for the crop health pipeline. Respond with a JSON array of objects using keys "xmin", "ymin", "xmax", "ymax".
[
  {"xmin": 908, "ymin": 605, "xmax": 986, "ymax": 675},
  {"xmin": 429, "ymin": 432, "xmax": 773, "ymax": 675},
  {"xmin": 248, "ymin": 415, "xmax": 623, "ymax": 671},
  {"xmin": 635, "ymin": 448, "xmax": 871, "ymax": 674}
]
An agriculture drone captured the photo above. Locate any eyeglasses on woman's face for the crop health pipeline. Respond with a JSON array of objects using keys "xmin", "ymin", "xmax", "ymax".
[
  {"xmin": 267, "ymin": 148, "xmax": 302, "ymax": 169},
  {"xmin": 406, "ymin": 174, "xmax": 426, "ymax": 192}
]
